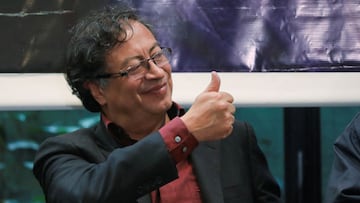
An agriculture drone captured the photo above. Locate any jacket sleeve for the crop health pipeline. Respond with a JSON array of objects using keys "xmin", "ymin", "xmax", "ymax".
[
  {"xmin": 33, "ymin": 129, "xmax": 178, "ymax": 203},
  {"xmin": 244, "ymin": 122, "xmax": 282, "ymax": 203},
  {"xmin": 326, "ymin": 112, "xmax": 360, "ymax": 203}
]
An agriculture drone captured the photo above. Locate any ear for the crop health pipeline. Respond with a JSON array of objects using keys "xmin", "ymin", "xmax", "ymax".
[{"xmin": 86, "ymin": 81, "xmax": 107, "ymax": 106}]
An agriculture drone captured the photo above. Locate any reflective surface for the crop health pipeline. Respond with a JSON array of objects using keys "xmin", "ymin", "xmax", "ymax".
[{"xmin": 1, "ymin": 0, "xmax": 360, "ymax": 72}]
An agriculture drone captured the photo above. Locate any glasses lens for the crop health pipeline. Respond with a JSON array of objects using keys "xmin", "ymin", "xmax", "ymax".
[
  {"xmin": 128, "ymin": 48, "xmax": 172, "ymax": 80},
  {"xmin": 127, "ymin": 63, "xmax": 147, "ymax": 80},
  {"xmin": 154, "ymin": 48, "xmax": 171, "ymax": 67}
]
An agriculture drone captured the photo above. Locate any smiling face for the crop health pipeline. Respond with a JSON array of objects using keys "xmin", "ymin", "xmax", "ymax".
[{"xmin": 89, "ymin": 20, "xmax": 173, "ymax": 126}]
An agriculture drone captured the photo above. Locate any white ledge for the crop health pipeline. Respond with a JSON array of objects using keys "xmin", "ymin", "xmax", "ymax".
[{"xmin": 1, "ymin": 72, "xmax": 360, "ymax": 110}]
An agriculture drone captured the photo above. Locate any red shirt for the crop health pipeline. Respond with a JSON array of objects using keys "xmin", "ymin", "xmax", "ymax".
[{"xmin": 102, "ymin": 103, "xmax": 202, "ymax": 203}]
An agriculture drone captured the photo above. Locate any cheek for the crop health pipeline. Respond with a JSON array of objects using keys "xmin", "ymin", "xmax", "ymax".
[
  {"xmin": 164, "ymin": 64, "xmax": 172, "ymax": 74},
  {"xmin": 106, "ymin": 80, "xmax": 137, "ymax": 100},
  {"xmin": 168, "ymin": 77, "xmax": 173, "ymax": 93},
  {"xmin": 164, "ymin": 65, "xmax": 173, "ymax": 88}
]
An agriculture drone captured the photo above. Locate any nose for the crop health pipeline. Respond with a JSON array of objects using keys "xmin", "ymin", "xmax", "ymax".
[{"xmin": 144, "ymin": 60, "xmax": 165, "ymax": 79}]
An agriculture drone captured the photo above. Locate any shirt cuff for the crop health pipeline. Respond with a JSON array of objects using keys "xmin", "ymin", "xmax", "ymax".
[{"xmin": 159, "ymin": 117, "xmax": 199, "ymax": 163}]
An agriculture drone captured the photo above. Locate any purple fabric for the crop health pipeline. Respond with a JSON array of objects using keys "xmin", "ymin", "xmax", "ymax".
[{"xmin": 1, "ymin": 0, "xmax": 360, "ymax": 72}]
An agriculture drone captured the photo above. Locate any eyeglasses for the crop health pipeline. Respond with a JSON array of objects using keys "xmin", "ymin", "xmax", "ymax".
[{"xmin": 96, "ymin": 47, "xmax": 172, "ymax": 80}]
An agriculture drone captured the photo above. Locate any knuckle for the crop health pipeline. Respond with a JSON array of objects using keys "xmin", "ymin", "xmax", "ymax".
[{"xmin": 218, "ymin": 102, "xmax": 228, "ymax": 110}]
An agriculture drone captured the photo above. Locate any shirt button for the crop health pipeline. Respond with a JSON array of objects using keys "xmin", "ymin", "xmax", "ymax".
[
  {"xmin": 182, "ymin": 146, "xmax": 188, "ymax": 153},
  {"xmin": 175, "ymin": 136, "xmax": 182, "ymax": 143}
]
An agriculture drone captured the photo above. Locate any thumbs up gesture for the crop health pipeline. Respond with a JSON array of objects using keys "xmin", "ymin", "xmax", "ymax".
[
  {"xmin": 181, "ymin": 71, "xmax": 235, "ymax": 142},
  {"xmin": 204, "ymin": 71, "xmax": 221, "ymax": 92}
]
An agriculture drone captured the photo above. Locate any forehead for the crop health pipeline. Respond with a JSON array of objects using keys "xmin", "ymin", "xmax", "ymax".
[
  {"xmin": 122, "ymin": 20, "xmax": 156, "ymax": 45},
  {"xmin": 115, "ymin": 20, "xmax": 157, "ymax": 51},
  {"xmin": 105, "ymin": 21, "xmax": 158, "ymax": 68}
]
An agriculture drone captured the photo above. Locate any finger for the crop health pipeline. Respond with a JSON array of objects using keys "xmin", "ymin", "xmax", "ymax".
[
  {"xmin": 229, "ymin": 104, "xmax": 236, "ymax": 114},
  {"xmin": 220, "ymin": 92, "xmax": 234, "ymax": 103},
  {"xmin": 203, "ymin": 71, "xmax": 221, "ymax": 92},
  {"xmin": 223, "ymin": 125, "xmax": 233, "ymax": 138},
  {"xmin": 227, "ymin": 125, "xmax": 234, "ymax": 136}
]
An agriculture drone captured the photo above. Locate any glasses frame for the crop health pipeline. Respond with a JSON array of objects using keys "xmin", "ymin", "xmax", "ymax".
[{"xmin": 96, "ymin": 47, "xmax": 172, "ymax": 80}]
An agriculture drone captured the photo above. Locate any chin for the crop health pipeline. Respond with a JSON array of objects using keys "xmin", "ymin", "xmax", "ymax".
[{"xmin": 156, "ymin": 98, "xmax": 173, "ymax": 113}]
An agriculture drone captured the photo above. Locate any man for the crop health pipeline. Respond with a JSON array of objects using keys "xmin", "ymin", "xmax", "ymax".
[
  {"xmin": 33, "ymin": 4, "xmax": 281, "ymax": 203},
  {"xmin": 326, "ymin": 112, "xmax": 360, "ymax": 202}
]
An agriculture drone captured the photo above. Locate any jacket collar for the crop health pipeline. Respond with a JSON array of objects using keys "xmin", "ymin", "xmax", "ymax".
[
  {"xmin": 94, "ymin": 102, "xmax": 185, "ymax": 151},
  {"xmin": 93, "ymin": 103, "xmax": 224, "ymax": 202}
]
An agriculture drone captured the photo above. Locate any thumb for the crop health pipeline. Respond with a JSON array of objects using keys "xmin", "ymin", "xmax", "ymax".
[{"xmin": 204, "ymin": 71, "xmax": 221, "ymax": 92}]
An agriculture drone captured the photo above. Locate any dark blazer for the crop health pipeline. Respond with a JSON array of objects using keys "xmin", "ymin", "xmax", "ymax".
[
  {"xmin": 33, "ymin": 120, "xmax": 281, "ymax": 203},
  {"xmin": 326, "ymin": 112, "xmax": 360, "ymax": 202}
]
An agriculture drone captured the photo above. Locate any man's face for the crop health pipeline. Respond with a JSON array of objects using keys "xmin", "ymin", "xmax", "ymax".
[{"xmin": 93, "ymin": 21, "xmax": 173, "ymax": 123}]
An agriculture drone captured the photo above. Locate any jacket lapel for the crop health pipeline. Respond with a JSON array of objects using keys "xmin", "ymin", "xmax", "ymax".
[
  {"xmin": 137, "ymin": 194, "xmax": 151, "ymax": 203},
  {"xmin": 94, "ymin": 119, "xmax": 224, "ymax": 203},
  {"xmin": 191, "ymin": 141, "xmax": 224, "ymax": 203},
  {"xmin": 93, "ymin": 122, "xmax": 120, "ymax": 151}
]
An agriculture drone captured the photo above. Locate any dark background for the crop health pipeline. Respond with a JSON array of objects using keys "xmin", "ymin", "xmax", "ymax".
[{"xmin": 1, "ymin": 0, "xmax": 360, "ymax": 73}]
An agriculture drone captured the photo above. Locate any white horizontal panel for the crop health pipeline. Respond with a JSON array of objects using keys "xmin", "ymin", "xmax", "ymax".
[
  {"xmin": 173, "ymin": 72, "xmax": 360, "ymax": 107},
  {"xmin": 0, "ymin": 72, "xmax": 359, "ymax": 110}
]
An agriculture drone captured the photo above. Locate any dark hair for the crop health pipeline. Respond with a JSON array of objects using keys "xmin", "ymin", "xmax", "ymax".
[{"xmin": 65, "ymin": 4, "xmax": 150, "ymax": 112}]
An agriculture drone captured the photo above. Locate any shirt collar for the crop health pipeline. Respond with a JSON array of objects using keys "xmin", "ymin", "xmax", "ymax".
[
  {"xmin": 101, "ymin": 102, "xmax": 185, "ymax": 147},
  {"xmin": 102, "ymin": 102, "xmax": 184, "ymax": 126}
]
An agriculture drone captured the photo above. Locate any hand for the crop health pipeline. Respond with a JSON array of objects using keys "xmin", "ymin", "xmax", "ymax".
[{"xmin": 180, "ymin": 71, "xmax": 235, "ymax": 142}]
